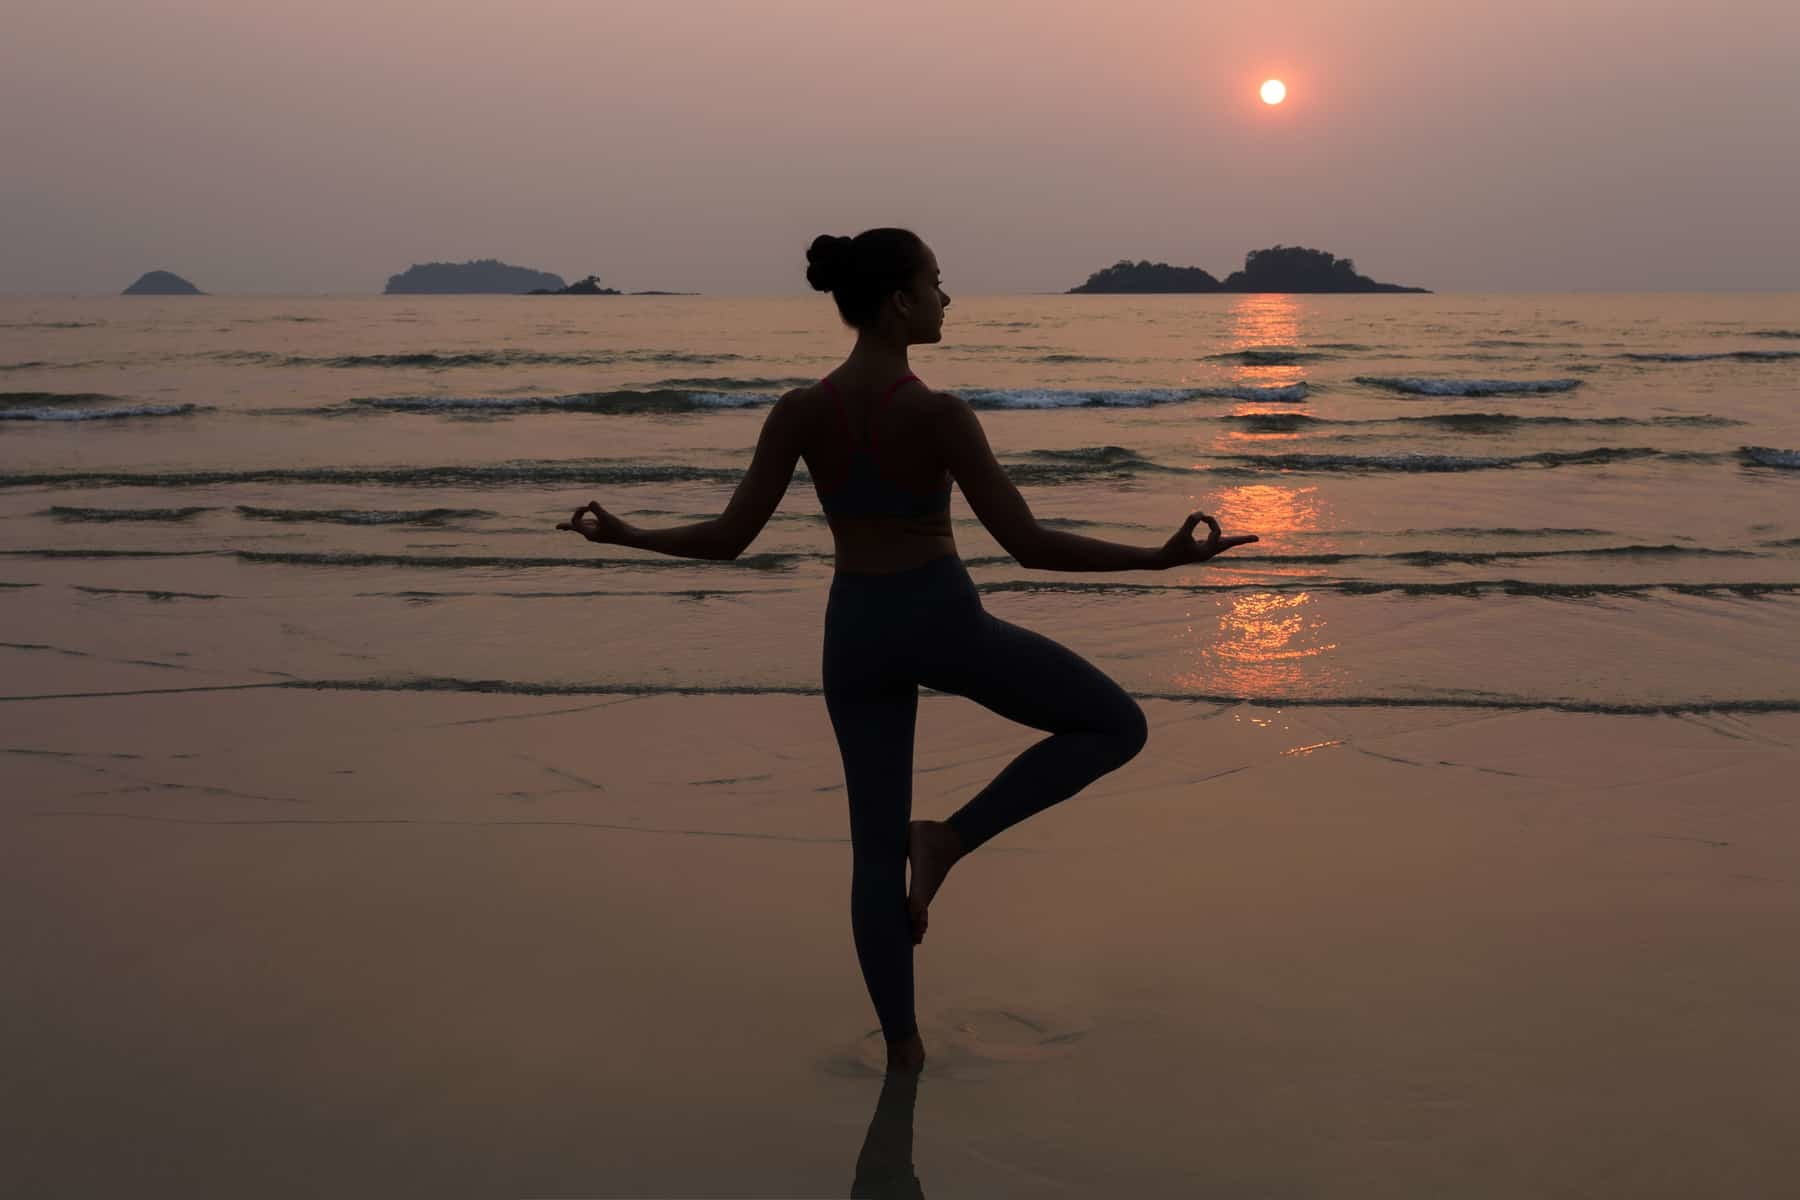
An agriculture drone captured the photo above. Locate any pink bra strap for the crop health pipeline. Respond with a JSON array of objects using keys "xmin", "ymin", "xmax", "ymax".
[
  {"xmin": 819, "ymin": 373, "xmax": 918, "ymax": 451},
  {"xmin": 865, "ymin": 373, "xmax": 918, "ymax": 454}
]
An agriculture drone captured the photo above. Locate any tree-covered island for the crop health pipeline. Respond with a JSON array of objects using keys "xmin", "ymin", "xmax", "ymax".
[
  {"xmin": 384, "ymin": 260, "xmax": 566, "ymax": 294},
  {"xmin": 1069, "ymin": 246, "xmax": 1428, "ymax": 293}
]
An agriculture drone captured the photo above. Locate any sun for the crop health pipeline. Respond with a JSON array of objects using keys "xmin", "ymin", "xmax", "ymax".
[{"xmin": 1260, "ymin": 79, "xmax": 1287, "ymax": 105}]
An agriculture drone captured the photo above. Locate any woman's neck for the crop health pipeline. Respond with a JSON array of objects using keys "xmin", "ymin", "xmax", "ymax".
[{"xmin": 842, "ymin": 332, "xmax": 912, "ymax": 382}]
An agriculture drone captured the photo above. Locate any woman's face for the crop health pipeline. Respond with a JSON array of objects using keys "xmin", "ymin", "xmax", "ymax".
[{"xmin": 898, "ymin": 247, "xmax": 950, "ymax": 344}]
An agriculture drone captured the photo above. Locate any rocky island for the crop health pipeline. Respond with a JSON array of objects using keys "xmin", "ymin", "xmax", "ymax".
[
  {"xmin": 122, "ymin": 270, "xmax": 204, "ymax": 295},
  {"xmin": 384, "ymin": 259, "xmax": 565, "ymax": 294},
  {"xmin": 1069, "ymin": 246, "xmax": 1428, "ymax": 294},
  {"xmin": 526, "ymin": 275, "xmax": 620, "ymax": 295}
]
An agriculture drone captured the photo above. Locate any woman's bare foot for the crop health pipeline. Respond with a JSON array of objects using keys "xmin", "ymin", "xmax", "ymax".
[
  {"xmin": 907, "ymin": 820, "xmax": 965, "ymax": 945},
  {"xmin": 886, "ymin": 1031, "xmax": 926, "ymax": 1074}
]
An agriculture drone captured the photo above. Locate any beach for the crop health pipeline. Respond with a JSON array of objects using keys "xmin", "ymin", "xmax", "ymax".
[
  {"xmin": 7, "ymin": 686, "xmax": 1796, "ymax": 1195},
  {"xmin": 4, "ymin": 291, "xmax": 1799, "ymax": 1195}
]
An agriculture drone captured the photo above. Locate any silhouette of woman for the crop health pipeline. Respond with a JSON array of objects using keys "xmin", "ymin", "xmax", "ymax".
[{"xmin": 558, "ymin": 228, "xmax": 1258, "ymax": 1073}]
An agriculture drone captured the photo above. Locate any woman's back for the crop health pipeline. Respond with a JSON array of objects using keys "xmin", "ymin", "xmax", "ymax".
[{"xmin": 796, "ymin": 372, "xmax": 958, "ymax": 575}]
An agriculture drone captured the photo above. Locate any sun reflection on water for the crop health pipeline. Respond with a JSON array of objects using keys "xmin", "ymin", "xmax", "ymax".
[
  {"xmin": 1226, "ymin": 293, "xmax": 1306, "ymax": 389},
  {"xmin": 1168, "ymin": 481, "xmax": 1345, "ymax": 696}
]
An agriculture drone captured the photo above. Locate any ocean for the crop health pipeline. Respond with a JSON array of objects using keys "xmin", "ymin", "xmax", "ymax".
[{"xmin": 3, "ymin": 291, "xmax": 1797, "ymax": 714}]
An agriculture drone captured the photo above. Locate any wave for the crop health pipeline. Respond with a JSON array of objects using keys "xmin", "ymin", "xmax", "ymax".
[
  {"xmin": 358, "ymin": 587, "xmax": 786, "ymax": 601},
  {"xmin": 1741, "ymin": 446, "xmax": 1800, "ymax": 469},
  {"xmin": 652, "ymin": 375, "xmax": 815, "ymax": 391},
  {"xmin": 1749, "ymin": 330, "xmax": 1800, "ymax": 340},
  {"xmin": 1399, "ymin": 412, "xmax": 1733, "ymax": 431},
  {"xmin": 0, "ymin": 403, "xmax": 206, "ymax": 422},
  {"xmin": 1397, "ymin": 526, "xmax": 1610, "ymax": 537},
  {"xmin": 72, "ymin": 585, "xmax": 224, "ymax": 600},
  {"xmin": 978, "ymin": 579, "xmax": 1800, "ymax": 599},
  {"xmin": 44, "ymin": 506, "xmax": 214, "ymax": 522},
  {"xmin": 1354, "ymin": 376, "xmax": 1584, "ymax": 396},
  {"xmin": 235, "ymin": 505, "xmax": 494, "ymax": 525},
  {"xmin": 1227, "ymin": 412, "xmax": 1326, "ymax": 432},
  {"xmin": 61, "ymin": 675, "xmax": 1782, "ymax": 716},
  {"xmin": 1035, "ymin": 353, "xmax": 1119, "ymax": 363},
  {"xmin": 1007, "ymin": 445, "xmax": 1181, "ymax": 483},
  {"xmin": 0, "ymin": 461, "xmax": 747, "ymax": 489},
  {"xmin": 331, "ymin": 383, "xmax": 1314, "ymax": 415},
  {"xmin": 1, "ymin": 391, "xmax": 124, "ymax": 409},
  {"xmin": 210, "ymin": 348, "xmax": 747, "ymax": 368},
  {"xmin": 342, "ymin": 390, "xmax": 770, "ymax": 415},
  {"xmin": 1623, "ymin": 350, "xmax": 1800, "ymax": 363},
  {"xmin": 233, "ymin": 549, "xmax": 808, "ymax": 571},
  {"xmin": 0, "ymin": 360, "xmax": 102, "ymax": 372},
  {"xmin": 1222, "ymin": 411, "xmax": 1738, "ymax": 433},
  {"xmin": 1217, "ymin": 544, "xmax": 1752, "ymax": 566},
  {"xmin": 1206, "ymin": 347, "xmax": 1333, "ymax": 364},
  {"xmin": 0, "ymin": 549, "xmax": 209, "ymax": 559},
  {"xmin": 966, "ymin": 384, "xmax": 1307, "ymax": 409},
  {"xmin": 967, "ymin": 544, "xmax": 1744, "ymax": 568},
  {"xmin": 1215, "ymin": 447, "xmax": 1661, "ymax": 473},
  {"xmin": 0, "ymin": 321, "xmax": 103, "ymax": 330}
]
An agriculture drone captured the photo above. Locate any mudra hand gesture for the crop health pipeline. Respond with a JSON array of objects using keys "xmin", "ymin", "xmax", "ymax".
[
  {"xmin": 556, "ymin": 500, "xmax": 628, "ymax": 544},
  {"xmin": 1159, "ymin": 509, "xmax": 1258, "ymax": 567}
]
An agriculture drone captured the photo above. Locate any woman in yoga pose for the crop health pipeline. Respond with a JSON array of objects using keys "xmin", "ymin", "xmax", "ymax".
[{"xmin": 558, "ymin": 228, "xmax": 1258, "ymax": 1072}]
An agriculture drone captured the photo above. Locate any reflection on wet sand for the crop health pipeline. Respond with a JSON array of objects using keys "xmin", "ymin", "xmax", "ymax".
[
  {"xmin": 851, "ymin": 1071, "xmax": 925, "ymax": 1199},
  {"xmin": 1173, "ymin": 481, "xmax": 1343, "ymax": 695},
  {"xmin": 1193, "ymin": 589, "xmax": 1341, "ymax": 695}
]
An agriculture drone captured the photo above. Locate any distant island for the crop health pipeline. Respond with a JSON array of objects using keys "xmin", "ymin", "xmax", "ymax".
[
  {"xmin": 527, "ymin": 275, "xmax": 620, "ymax": 295},
  {"xmin": 384, "ymin": 259, "xmax": 564, "ymax": 294},
  {"xmin": 383, "ymin": 261, "xmax": 690, "ymax": 295},
  {"xmin": 1069, "ymin": 246, "xmax": 1428, "ymax": 294},
  {"xmin": 122, "ymin": 270, "xmax": 204, "ymax": 295}
]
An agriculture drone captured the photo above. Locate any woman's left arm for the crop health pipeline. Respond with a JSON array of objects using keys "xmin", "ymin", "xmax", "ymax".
[{"xmin": 557, "ymin": 390, "xmax": 803, "ymax": 561}]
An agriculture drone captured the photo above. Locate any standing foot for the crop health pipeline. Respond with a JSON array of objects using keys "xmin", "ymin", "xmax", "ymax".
[
  {"xmin": 886, "ymin": 1031, "xmax": 927, "ymax": 1074},
  {"xmin": 907, "ymin": 820, "xmax": 965, "ymax": 946}
]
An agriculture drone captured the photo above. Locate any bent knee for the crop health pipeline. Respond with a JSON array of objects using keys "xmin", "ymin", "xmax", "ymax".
[{"xmin": 1105, "ymin": 699, "xmax": 1149, "ymax": 765}]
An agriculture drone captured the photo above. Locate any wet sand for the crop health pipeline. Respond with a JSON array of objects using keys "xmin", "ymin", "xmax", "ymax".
[{"xmin": 4, "ymin": 688, "xmax": 1797, "ymax": 1197}]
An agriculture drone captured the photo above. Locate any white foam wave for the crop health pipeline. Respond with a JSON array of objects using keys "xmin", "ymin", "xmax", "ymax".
[
  {"xmin": 0, "ymin": 403, "xmax": 203, "ymax": 421},
  {"xmin": 686, "ymin": 392, "xmax": 774, "ymax": 408}
]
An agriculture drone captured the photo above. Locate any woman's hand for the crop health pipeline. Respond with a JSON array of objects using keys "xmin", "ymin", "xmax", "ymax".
[
  {"xmin": 1159, "ymin": 509, "xmax": 1258, "ymax": 567},
  {"xmin": 556, "ymin": 500, "xmax": 629, "ymax": 544}
]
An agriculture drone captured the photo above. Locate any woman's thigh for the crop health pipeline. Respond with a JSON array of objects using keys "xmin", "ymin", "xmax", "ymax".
[{"xmin": 919, "ymin": 611, "xmax": 1140, "ymax": 735}]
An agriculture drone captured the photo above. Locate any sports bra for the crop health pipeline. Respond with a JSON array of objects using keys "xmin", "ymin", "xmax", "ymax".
[{"xmin": 815, "ymin": 373, "xmax": 953, "ymax": 520}]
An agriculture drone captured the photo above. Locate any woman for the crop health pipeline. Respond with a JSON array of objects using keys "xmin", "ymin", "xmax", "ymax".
[{"xmin": 558, "ymin": 228, "xmax": 1258, "ymax": 1073}]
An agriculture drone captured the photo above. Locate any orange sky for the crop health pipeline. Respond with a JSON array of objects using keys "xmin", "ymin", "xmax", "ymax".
[{"xmin": 3, "ymin": 0, "xmax": 1797, "ymax": 293}]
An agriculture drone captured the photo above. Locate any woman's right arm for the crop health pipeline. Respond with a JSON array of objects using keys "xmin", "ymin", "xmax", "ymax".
[{"xmin": 931, "ymin": 391, "xmax": 1257, "ymax": 572}]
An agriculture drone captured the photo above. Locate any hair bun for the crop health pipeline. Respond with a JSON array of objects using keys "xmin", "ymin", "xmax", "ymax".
[{"xmin": 805, "ymin": 234, "xmax": 853, "ymax": 292}]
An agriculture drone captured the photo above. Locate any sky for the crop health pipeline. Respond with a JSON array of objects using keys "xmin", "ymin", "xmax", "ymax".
[{"xmin": 3, "ymin": 0, "xmax": 1797, "ymax": 295}]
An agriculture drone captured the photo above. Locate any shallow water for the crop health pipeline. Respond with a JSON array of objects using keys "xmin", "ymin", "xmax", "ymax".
[{"xmin": 3, "ymin": 292, "xmax": 1798, "ymax": 711}]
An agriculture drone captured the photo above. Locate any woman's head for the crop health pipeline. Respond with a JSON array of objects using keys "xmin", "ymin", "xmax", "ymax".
[{"xmin": 806, "ymin": 228, "xmax": 948, "ymax": 342}]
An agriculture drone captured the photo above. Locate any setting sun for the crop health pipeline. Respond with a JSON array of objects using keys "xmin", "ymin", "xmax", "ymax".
[{"xmin": 1260, "ymin": 78, "xmax": 1287, "ymax": 105}]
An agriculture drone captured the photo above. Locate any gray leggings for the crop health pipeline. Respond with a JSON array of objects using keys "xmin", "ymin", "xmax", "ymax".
[{"xmin": 823, "ymin": 554, "xmax": 1148, "ymax": 1042}]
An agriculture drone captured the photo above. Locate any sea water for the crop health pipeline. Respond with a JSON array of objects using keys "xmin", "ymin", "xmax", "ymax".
[{"xmin": 3, "ymin": 292, "xmax": 1797, "ymax": 713}]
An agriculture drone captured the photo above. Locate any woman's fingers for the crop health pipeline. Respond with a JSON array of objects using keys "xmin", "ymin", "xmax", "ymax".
[{"xmin": 1200, "ymin": 514, "xmax": 1223, "ymax": 545}]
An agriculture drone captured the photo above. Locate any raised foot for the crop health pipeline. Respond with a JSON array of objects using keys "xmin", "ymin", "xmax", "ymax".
[{"xmin": 907, "ymin": 819, "xmax": 965, "ymax": 946}]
